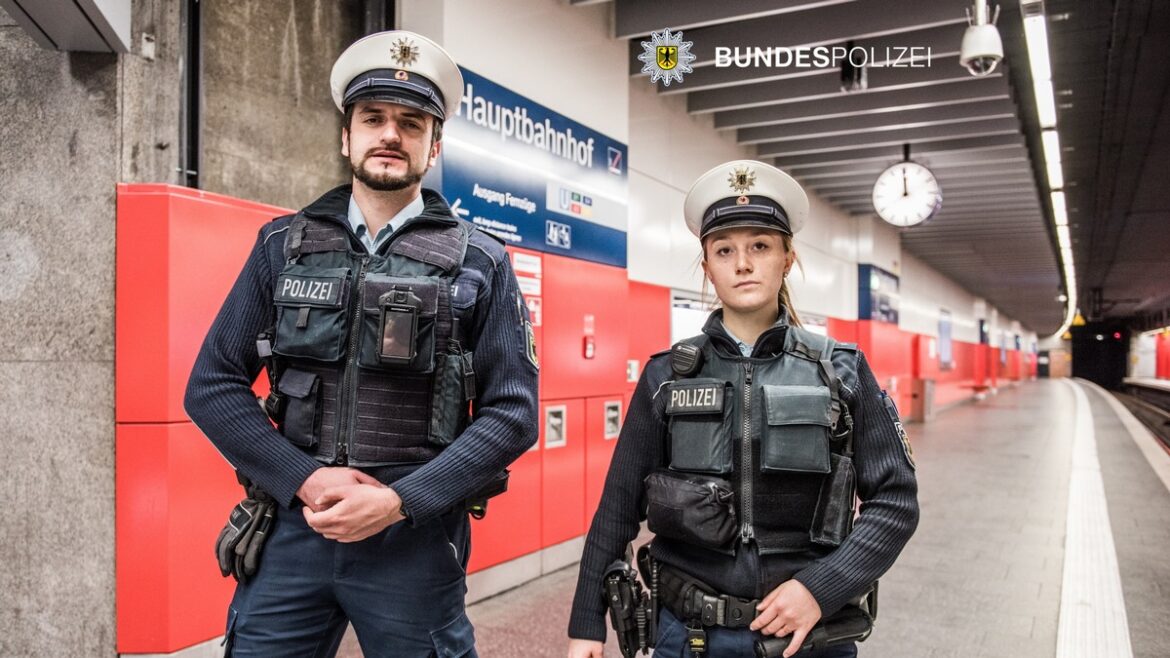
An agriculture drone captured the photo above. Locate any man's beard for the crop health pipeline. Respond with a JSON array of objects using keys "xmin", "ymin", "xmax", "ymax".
[{"xmin": 352, "ymin": 151, "xmax": 424, "ymax": 191}]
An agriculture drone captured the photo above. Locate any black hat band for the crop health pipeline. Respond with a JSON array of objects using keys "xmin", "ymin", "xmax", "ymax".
[
  {"xmin": 701, "ymin": 197, "xmax": 791, "ymax": 236},
  {"xmin": 343, "ymin": 69, "xmax": 447, "ymax": 120}
]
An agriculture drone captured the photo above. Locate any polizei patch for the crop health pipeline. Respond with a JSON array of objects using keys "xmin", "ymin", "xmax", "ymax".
[
  {"xmin": 275, "ymin": 275, "xmax": 345, "ymax": 307},
  {"xmin": 667, "ymin": 381, "xmax": 725, "ymax": 415}
]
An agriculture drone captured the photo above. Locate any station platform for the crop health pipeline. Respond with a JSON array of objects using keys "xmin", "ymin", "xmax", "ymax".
[{"xmin": 334, "ymin": 379, "xmax": 1170, "ymax": 657}]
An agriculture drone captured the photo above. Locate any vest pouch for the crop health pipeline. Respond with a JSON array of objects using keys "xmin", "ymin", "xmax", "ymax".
[
  {"xmin": 277, "ymin": 368, "xmax": 322, "ymax": 448},
  {"xmin": 761, "ymin": 385, "xmax": 832, "ymax": 474},
  {"xmin": 429, "ymin": 350, "xmax": 472, "ymax": 447},
  {"xmin": 809, "ymin": 452, "xmax": 856, "ymax": 547},
  {"xmin": 359, "ymin": 275, "xmax": 438, "ymax": 373},
  {"xmin": 272, "ymin": 266, "xmax": 351, "ymax": 362},
  {"xmin": 644, "ymin": 469, "xmax": 737, "ymax": 551},
  {"xmin": 664, "ymin": 378, "xmax": 734, "ymax": 474}
]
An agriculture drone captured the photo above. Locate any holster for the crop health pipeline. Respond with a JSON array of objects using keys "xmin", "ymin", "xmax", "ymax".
[
  {"xmin": 753, "ymin": 583, "xmax": 878, "ymax": 657},
  {"xmin": 464, "ymin": 469, "xmax": 510, "ymax": 520},
  {"xmin": 604, "ymin": 556, "xmax": 655, "ymax": 657},
  {"xmin": 214, "ymin": 473, "xmax": 276, "ymax": 583}
]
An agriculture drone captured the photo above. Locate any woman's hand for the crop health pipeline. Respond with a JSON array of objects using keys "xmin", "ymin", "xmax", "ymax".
[
  {"xmin": 567, "ymin": 638, "xmax": 605, "ymax": 658},
  {"xmin": 750, "ymin": 579, "xmax": 822, "ymax": 657}
]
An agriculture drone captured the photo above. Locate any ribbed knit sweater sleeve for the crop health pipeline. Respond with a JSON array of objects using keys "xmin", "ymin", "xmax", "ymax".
[
  {"xmin": 567, "ymin": 358, "xmax": 670, "ymax": 642},
  {"xmin": 391, "ymin": 243, "xmax": 540, "ymax": 525},
  {"xmin": 792, "ymin": 350, "xmax": 920, "ymax": 616},
  {"xmin": 184, "ymin": 224, "xmax": 323, "ymax": 507}
]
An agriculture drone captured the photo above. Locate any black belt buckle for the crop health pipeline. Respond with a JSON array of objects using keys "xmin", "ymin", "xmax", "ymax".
[
  {"xmin": 699, "ymin": 594, "xmax": 722, "ymax": 626},
  {"xmin": 724, "ymin": 596, "xmax": 756, "ymax": 629}
]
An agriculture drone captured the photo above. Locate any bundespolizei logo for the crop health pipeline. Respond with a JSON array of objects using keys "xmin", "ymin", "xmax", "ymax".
[{"xmin": 638, "ymin": 29, "xmax": 696, "ymax": 87}]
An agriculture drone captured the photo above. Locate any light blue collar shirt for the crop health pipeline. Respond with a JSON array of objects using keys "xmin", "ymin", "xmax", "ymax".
[
  {"xmin": 720, "ymin": 321, "xmax": 755, "ymax": 358},
  {"xmin": 347, "ymin": 193, "xmax": 426, "ymax": 253}
]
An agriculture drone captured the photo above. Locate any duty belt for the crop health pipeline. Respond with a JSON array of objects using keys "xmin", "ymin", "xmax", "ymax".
[{"xmin": 656, "ymin": 563, "xmax": 759, "ymax": 629}]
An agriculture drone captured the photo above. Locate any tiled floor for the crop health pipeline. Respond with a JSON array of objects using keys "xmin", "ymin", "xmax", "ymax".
[{"xmin": 334, "ymin": 380, "xmax": 1170, "ymax": 657}]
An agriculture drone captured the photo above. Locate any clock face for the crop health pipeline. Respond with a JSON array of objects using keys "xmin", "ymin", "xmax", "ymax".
[{"xmin": 872, "ymin": 161, "xmax": 942, "ymax": 227}]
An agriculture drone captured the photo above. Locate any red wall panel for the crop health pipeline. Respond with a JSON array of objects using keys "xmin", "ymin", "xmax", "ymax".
[
  {"xmin": 116, "ymin": 185, "xmax": 286, "ymax": 423},
  {"xmin": 826, "ymin": 318, "xmax": 859, "ymax": 345},
  {"xmin": 116, "ymin": 423, "xmax": 239, "ymax": 653},
  {"xmin": 585, "ymin": 395, "xmax": 623, "ymax": 529},
  {"xmin": 541, "ymin": 398, "xmax": 586, "ymax": 546},
  {"xmin": 856, "ymin": 320, "xmax": 915, "ymax": 413},
  {"xmin": 116, "ymin": 185, "xmax": 290, "ymax": 652},
  {"xmin": 540, "ymin": 254, "xmax": 629, "ymax": 399},
  {"xmin": 626, "ymin": 281, "xmax": 672, "ymax": 393}
]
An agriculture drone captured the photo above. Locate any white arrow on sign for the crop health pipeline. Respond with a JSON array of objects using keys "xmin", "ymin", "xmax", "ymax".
[{"xmin": 449, "ymin": 198, "xmax": 470, "ymax": 218}]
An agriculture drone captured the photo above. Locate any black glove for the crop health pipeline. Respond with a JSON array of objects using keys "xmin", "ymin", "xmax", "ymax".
[{"xmin": 215, "ymin": 475, "xmax": 276, "ymax": 582}]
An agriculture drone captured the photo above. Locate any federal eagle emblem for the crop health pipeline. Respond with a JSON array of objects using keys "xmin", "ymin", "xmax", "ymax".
[
  {"xmin": 391, "ymin": 37, "xmax": 420, "ymax": 67},
  {"xmin": 657, "ymin": 46, "xmax": 678, "ymax": 70},
  {"xmin": 637, "ymin": 29, "xmax": 695, "ymax": 87},
  {"xmin": 728, "ymin": 166, "xmax": 757, "ymax": 194}
]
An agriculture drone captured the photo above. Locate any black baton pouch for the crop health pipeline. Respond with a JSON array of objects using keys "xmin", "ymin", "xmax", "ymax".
[
  {"xmin": 644, "ymin": 469, "xmax": 737, "ymax": 551},
  {"xmin": 809, "ymin": 452, "xmax": 857, "ymax": 547}
]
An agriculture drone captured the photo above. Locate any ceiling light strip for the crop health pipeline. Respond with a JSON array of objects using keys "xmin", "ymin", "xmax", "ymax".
[{"xmin": 1023, "ymin": 0, "xmax": 1077, "ymax": 340}]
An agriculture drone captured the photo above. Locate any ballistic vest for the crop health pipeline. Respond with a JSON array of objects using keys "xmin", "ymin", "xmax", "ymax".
[
  {"xmin": 269, "ymin": 192, "xmax": 477, "ymax": 467},
  {"xmin": 662, "ymin": 322, "xmax": 858, "ymax": 555}
]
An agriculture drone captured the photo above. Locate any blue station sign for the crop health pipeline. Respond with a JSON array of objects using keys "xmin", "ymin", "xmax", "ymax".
[{"xmin": 431, "ymin": 67, "xmax": 629, "ymax": 268}]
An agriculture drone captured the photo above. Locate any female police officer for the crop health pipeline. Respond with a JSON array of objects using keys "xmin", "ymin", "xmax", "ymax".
[{"xmin": 566, "ymin": 161, "xmax": 919, "ymax": 658}]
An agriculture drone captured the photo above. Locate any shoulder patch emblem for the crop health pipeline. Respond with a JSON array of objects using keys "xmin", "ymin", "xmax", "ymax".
[
  {"xmin": 882, "ymin": 393, "xmax": 915, "ymax": 470},
  {"xmin": 517, "ymin": 291, "xmax": 538, "ymax": 370},
  {"xmin": 525, "ymin": 321, "xmax": 539, "ymax": 370}
]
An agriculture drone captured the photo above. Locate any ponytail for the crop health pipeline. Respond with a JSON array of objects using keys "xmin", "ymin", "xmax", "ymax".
[{"xmin": 780, "ymin": 234, "xmax": 802, "ymax": 327}]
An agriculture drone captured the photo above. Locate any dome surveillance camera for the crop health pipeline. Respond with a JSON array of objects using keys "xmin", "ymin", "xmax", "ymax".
[{"xmin": 960, "ymin": 23, "xmax": 1004, "ymax": 76}]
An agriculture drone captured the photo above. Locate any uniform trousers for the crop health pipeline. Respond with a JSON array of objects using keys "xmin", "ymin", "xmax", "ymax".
[
  {"xmin": 653, "ymin": 607, "xmax": 858, "ymax": 658},
  {"xmin": 224, "ymin": 503, "xmax": 476, "ymax": 658}
]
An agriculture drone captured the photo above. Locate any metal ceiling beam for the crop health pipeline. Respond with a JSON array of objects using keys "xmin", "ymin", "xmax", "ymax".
[
  {"xmin": 838, "ymin": 202, "xmax": 1041, "ymax": 214},
  {"xmin": 825, "ymin": 190, "xmax": 1039, "ymax": 205},
  {"xmin": 713, "ymin": 73, "xmax": 1010, "ymax": 130},
  {"xmin": 829, "ymin": 203, "xmax": 1040, "ymax": 217},
  {"xmin": 801, "ymin": 155, "xmax": 1029, "ymax": 179},
  {"xmin": 902, "ymin": 231, "xmax": 1050, "ymax": 240},
  {"xmin": 690, "ymin": 55, "xmax": 989, "ymax": 114},
  {"xmin": 660, "ymin": 23, "xmax": 966, "ymax": 95},
  {"xmin": 938, "ymin": 198, "xmax": 1041, "ymax": 209},
  {"xmin": 773, "ymin": 136, "xmax": 1025, "ymax": 170},
  {"xmin": 805, "ymin": 164, "xmax": 1032, "ymax": 189},
  {"xmin": 627, "ymin": 0, "xmax": 965, "ymax": 74},
  {"xmin": 925, "ymin": 211, "xmax": 1044, "ymax": 220},
  {"xmin": 757, "ymin": 120, "xmax": 1021, "ymax": 158},
  {"xmin": 615, "ymin": 0, "xmax": 859, "ymax": 40},
  {"xmin": 737, "ymin": 98, "xmax": 1018, "ymax": 144}
]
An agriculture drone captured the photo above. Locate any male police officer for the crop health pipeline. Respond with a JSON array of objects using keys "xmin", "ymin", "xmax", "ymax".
[{"xmin": 185, "ymin": 30, "xmax": 539, "ymax": 657}]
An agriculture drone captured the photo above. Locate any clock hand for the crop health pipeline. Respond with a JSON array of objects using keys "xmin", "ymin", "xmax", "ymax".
[{"xmin": 902, "ymin": 168, "xmax": 908, "ymax": 197}]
